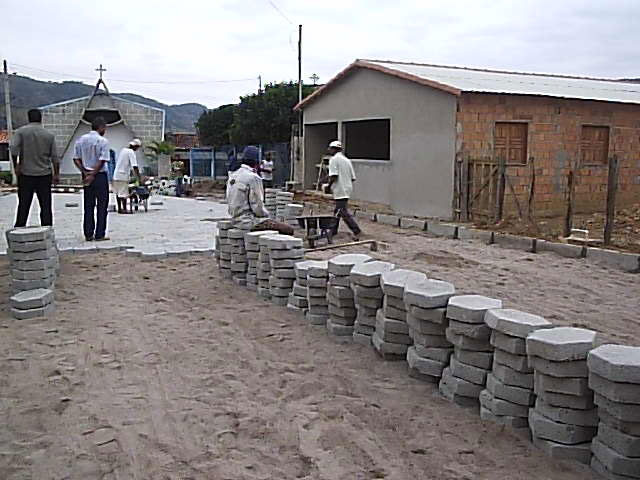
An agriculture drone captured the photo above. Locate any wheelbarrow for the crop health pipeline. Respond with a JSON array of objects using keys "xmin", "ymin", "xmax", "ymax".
[{"xmin": 296, "ymin": 215, "xmax": 338, "ymax": 248}]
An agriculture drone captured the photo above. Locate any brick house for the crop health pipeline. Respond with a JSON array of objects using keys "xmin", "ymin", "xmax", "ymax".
[{"xmin": 295, "ymin": 60, "xmax": 640, "ymax": 220}]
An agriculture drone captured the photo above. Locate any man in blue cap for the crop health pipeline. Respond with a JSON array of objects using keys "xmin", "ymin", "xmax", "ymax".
[{"xmin": 226, "ymin": 145, "xmax": 293, "ymax": 234}]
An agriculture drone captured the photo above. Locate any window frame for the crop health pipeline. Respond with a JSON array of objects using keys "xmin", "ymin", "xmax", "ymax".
[
  {"xmin": 493, "ymin": 121, "xmax": 529, "ymax": 166},
  {"xmin": 341, "ymin": 117, "xmax": 392, "ymax": 161},
  {"xmin": 580, "ymin": 124, "xmax": 610, "ymax": 166}
]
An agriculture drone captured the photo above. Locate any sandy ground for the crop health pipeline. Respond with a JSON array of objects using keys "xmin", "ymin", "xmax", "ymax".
[{"xmin": 0, "ymin": 252, "xmax": 600, "ymax": 480}]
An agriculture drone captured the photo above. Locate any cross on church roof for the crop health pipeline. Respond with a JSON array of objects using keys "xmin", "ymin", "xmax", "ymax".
[{"xmin": 95, "ymin": 64, "xmax": 107, "ymax": 80}]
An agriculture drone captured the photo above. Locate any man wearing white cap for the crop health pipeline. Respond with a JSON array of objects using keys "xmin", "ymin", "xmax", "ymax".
[
  {"xmin": 326, "ymin": 140, "xmax": 361, "ymax": 240},
  {"xmin": 113, "ymin": 139, "xmax": 142, "ymax": 213}
]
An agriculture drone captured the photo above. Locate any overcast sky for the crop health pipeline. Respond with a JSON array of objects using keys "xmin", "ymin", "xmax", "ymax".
[{"xmin": 3, "ymin": 0, "xmax": 639, "ymax": 108}]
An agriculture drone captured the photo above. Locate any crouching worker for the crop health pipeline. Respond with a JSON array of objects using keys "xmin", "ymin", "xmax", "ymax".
[{"xmin": 227, "ymin": 146, "xmax": 294, "ymax": 235}]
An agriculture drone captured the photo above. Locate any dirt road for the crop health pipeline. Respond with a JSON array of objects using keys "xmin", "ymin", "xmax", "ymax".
[{"xmin": 0, "ymin": 252, "xmax": 600, "ymax": 479}]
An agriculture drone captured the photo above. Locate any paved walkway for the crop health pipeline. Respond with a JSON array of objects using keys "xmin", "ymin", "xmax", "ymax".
[{"xmin": 0, "ymin": 192, "xmax": 229, "ymax": 255}]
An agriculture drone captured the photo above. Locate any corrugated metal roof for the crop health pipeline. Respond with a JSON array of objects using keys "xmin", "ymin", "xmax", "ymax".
[
  {"xmin": 295, "ymin": 59, "xmax": 640, "ymax": 110},
  {"xmin": 363, "ymin": 60, "xmax": 640, "ymax": 104}
]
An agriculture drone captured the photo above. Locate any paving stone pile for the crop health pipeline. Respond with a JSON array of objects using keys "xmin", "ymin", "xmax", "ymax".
[
  {"xmin": 326, "ymin": 254, "xmax": 372, "ymax": 340},
  {"xmin": 403, "ymin": 277, "xmax": 456, "ymax": 383},
  {"xmin": 373, "ymin": 269, "xmax": 426, "ymax": 360},
  {"xmin": 10, "ymin": 287, "xmax": 55, "ymax": 320},
  {"xmin": 481, "ymin": 309, "xmax": 553, "ymax": 432},
  {"xmin": 216, "ymin": 220, "xmax": 233, "ymax": 279},
  {"xmin": 288, "ymin": 260, "xmax": 316, "ymax": 312},
  {"xmin": 526, "ymin": 327, "xmax": 599, "ymax": 465},
  {"xmin": 265, "ymin": 188, "xmax": 278, "ymax": 218},
  {"xmin": 349, "ymin": 260, "xmax": 395, "ymax": 346},
  {"xmin": 7, "ymin": 227, "xmax": 59, "ymax": 295},
  {"xmin": 266, "ymin": 234, "xmax": 304, "ymax": 306},
  {"xmin": 588, "ymin": 344, "xmax": 640, "ymax": 479},
  {"xmin": 285, "ymin": 203, "xmax": 304, "ymax": 229},
  {"xmin": 244, "ymin": 230, "xmax": 277, "ymax": 291},
  {"xmin": 275, "ymin": 191, "xmax": 294, "ymax": 221},
  {"xmin": 306, "ymin": 261, "xmax": 330, "ymax": 326},
  {"xmin": 228, "ymin": 227, "xmax": 250, "ymax": 286},
  {"xmin": 257, "ymin": 234, "xmax": 275, "ymax": 298},
  {"xmin": 439, "ymin": 295, "xmax": 502, "ymax": 406}
]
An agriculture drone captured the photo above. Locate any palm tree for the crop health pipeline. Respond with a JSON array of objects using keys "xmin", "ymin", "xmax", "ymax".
[{"xmin": 145, "ymin": 140, "xmax": 176, "ymax": 177}]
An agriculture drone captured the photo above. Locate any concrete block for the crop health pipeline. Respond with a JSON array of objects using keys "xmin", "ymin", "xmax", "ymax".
[
  {"xmin": 328, "ymin": 304, "xmax": 356, "ymax": 319},
  {"xmin": 529, "ymin": 409, "xmax": 596, "ymax": 445},
  {"xmin": 493, "ymin": 359, "xmax": 534, "ymax": 389},
  {"xmin": 328, "ymin": 285, "xmax": 354, "ymax": 300},
  {"xmin": 11, "ymin": 268, "xmax": 55, "ymax": 280},
  {"xmin": 590, "ymin": 372, "xmax": 640, "ymax": 405},
  {"xmin": 526, "ymin": 327, "xmax": 598, "ymax": 362},
  {"xmin": 270, "ymin": 259, "xmax": 300, "ymax": 269},
  {"xmin": 600, "ymin": 409, "xmax": 640, "ymax": 438},
  {"xmin": 591, "ymin": 456, "xmax": 638, "ymax": 480},
  {"xmin": 592, "ymin": 438, "xmax": 640, "ymax": 478},
  {"xmin": 355, "ymin": 210, "xmax": 376, "ymax": 221},
  {"xmin": 383, "ymin": 293, "xmax": 406, "ymax": 310},
  {"xmin": 535, "ymin": 397, "xmax": 599, "ymax": 427},
  {"xmin": 350, "ymin": 260, "xmax": 395, "ymax": 287},
  {"xmin": 484, "ymin": 308, "xmax": 552, "ymax": 338},
  {"xmin": 454, "ymin": 347, "xmax": 493, "ymax": 370},
  {"xmin": 287, "ymin": 294, "xmax": 308, "ymax": 309},
  {"xmin": 448, "ymin": 319, "xmax": 491, "ymax": 341},
  {"xmin": 595, "ymin": 393, "xmax": 640, "ymax": 422},
  {"xmin": 532, "ymin": 436, "xmax": 592, "ymax": 465},
  {"xmin": 328, "ymin": 275, "xmax": 351, "ymax": 288},
  {"xmin": 10, "ymin": 258, "xmax": 57, "ymax": 271},
  {"xmin": 377, "ymin": 213, "xmax": 400, "ymax": 227},
  {"xmin": 487, "ymin": 373, "xmax": 535, "ymax": 406},
  {"xmin": 269, "ymin": 248, "xmax": 304, "ymax": 260},
  {"xmin": 272, "ymin": 268, "xmax": 296, "ymax": 279},
  {"xmin": 327, "ymin": 294, "xmax": 355, "ymax": 310},
  {"xmin": 400, "ymin": 217, "xmax": 426, "ymax": 230},
  {"xmin": 404, "ymin": 278, "xmax": 455, "ymax": 309},
  {"xmin": 328, "ymin": 254, "xmax": 372, "ymax": 276},
  {"xmin": 494, "ymin": 349, "xmax": 531, "ymax": 373},
  {"xmin": 493, "ymin": 233, "xmax": 535, "ymax": 252},
  {"xmin": 446, "ymin": 329, "xmax": 494, "ymax": 352},
  {"xmin": 377, "ymin": 328, "xmax": 412, "ymax": 345},
  {"xmin": 355, "ymin": 296, "xmax": 382, "ymax": 309},
  {"xmin": 411, "ymin": 330, "xmax": 452, "ymax": 349},
  {"xmin": 588, "ymin": 345, "xmax": 640, "ymax": 384},
  {"xmin": 270, "ymin": 277, "xmax": 294, "ymax": 288},
  {"xmin": 307, "ymin": 286, "xmax": 327, "ymax": 298},
  {"xmin": 407, "ymin": 346, "xmax": 447, "ymax": 376},
  {"xmin": 372, "ymin": 333, "xmax": 409, "ymax": 358},
  {"xmin": 529, "ymin": 355, "xmax": 588, "ymax": 378},
  {"xmin": 7, "ymin": 226, "xmax": 51, "ymax": 243},
  {"xmin": 408, "ymin": 366, "xmax": 440, "ymax": 384},
  {"xmin": 354, "ymin": 322, "xmax": 375, "ymax": 336},
  {"xmin": 415, "ymin": 345, "xmax": 453, "ymax": 363},
  {"xmin": 11, "ymin": 303, "xmax": 55, "ymax": 320},
  {"xmin": 244, "ymin": 230, "xmax": 278, "ymax": 245},
  {"xmin": 427, "ymin": 221, "xmax": 458, "ymax": 238},
  {"xmin": 480, "ymin": 389, "xmax": 529, "ymax": 417},
  {"xmin": 327, "ymin": 317, "xmax": 355, "ymax": 334},
  {"xmin": 10, "ymin": 288, "xmax": 54, "ymax": 309},
  {"xmin": 353, "ymin": 332, "xmax": 373, "ymax": 346},
  {"xmin": 450, "ymin": 357, "xmax": 488, "ymax": 385},
  {"xmin": 480, "ymin": 406, "xmax": 529, "ymax": 429},
  {"xmin": 12, "ymin": 277, "xmax": 55, "ymax": 292},
  {"xmin": 586, "ymin": 247, "xmax": 640, "ymax": 273},
  {"xmin": 10, "ymin": 240, "xmax": 54, "ymax": 253},
  {"xmin": 536, "ymin": 240, "xmax": 585, "ymax": 259},
  {"xmin": 308, "ymin": 264, "xmax": 329, "ymax": 279},
  {"xmin": 447, "ymin": 295, "xmax": 502, "ymax": 324},
  {"xmin": 536, "ymin": 386, "xmax": 595, "ymax": 410},
  {"xmin": 382, "ymin": 303, "xmax": 407, "ymax": 322},
  {"xmin": 307, "ymin": 277, "xmax": 328, "ymax": 288},
  {"xmin": 439, "ymin": 367, "xmax": 483, "ymax": 399},
  {"xmin": 598, "ymin": 422, "xmax": 640, "ymax": 458},
  {"xmin": 8, "ymin": 248, "xmax": 58, "ymax": 261},
  {"xmin": 381, "ymin": 269, "xmax": 427, "ymax": 298},
  {"xmin": 535, "ymin": 372, "xmax": 590, "ymax": 396},
  {"xmin": 375, "ymin": 311, "xmax": 408, "ymax": 334},
  {"xmin": 271, "ymin": 295, "xmax": 289, "ymax": 306},
  {"xmin": 409, "ymin": 306, "xmax": 447, "ymax": 324},
  {"xmin": 407, "ymin": 314, "xmax": 448, "ymax": 335},
  {"xmin": 306, "ymin": 313, "xmax": 328, "ymax": 326},
  {"xmin": 307, "ymin": 298, "xmax": 328, "ymax": 309},
  {"xmin": 356, "ymin": 312, "xmax": 377, "ymax": 328},
  {"xmin": 457, "ymin": 226, "xmax": 494, "ymax": 244}
]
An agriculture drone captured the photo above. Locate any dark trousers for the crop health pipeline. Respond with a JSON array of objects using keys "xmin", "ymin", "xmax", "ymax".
[
  {"xmin": 332, "ymin": 198, "xmax": 361, "ymax": 236},
  {"xmin": 15, "ymin": 174, "xmax": 53, "ymax": 227},
  {"xmin": 83, "ymin": 172, "xmax": 109, "ymax": 239}
]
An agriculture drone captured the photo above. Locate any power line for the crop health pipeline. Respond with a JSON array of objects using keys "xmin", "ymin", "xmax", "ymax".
[{"xmin": 266, "ymin": 0, "xmax": 294, "ymax": 25}]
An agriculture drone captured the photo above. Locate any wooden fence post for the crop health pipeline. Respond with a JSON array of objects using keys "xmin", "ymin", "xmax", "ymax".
[
  {"xmin": 461, "ymin": 155, "xmax": 469, "ymax": 221},
  {"xmin": 604, "ymin": 154, "xmax": 619, "ymax": 246},
  {"xmin": 527, "ymin": 156, "xmax": 536, "ymax": 222},
  {"xmin": 494, "ymin": 157, "xmax": 506, "ymax": 223},
  {"xmin": 564, "ymin": 168, "xmax": 575, "ymax": 238}
]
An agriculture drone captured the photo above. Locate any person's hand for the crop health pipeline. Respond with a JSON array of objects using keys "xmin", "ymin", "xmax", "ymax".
[
  {"xmin": 83, "ymin": 172, "xmax": 95, "ymax": 186},
  {"xmin": 14, "ymin": 164, "xmax": 21, "ymax": 177},
  {"xmin": 52, "ymin": 174, "xmax": 60, "ymax": 185}
]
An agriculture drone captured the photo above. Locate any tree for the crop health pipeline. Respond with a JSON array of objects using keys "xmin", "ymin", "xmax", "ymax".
[
  {"xmin": 145, "ymin": 140, "xmax": 176, "ymax": 175},
  {"xmin": 196, "ymin": 104, "xmax": 234, "ymax": 146}
]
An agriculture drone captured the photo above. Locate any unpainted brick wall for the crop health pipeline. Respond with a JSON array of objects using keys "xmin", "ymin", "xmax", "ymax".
[{"xmin": 457, "ymin": 93, "xmax": 640, "ymax": 217}]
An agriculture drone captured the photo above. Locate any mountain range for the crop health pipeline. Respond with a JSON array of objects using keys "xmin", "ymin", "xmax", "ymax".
[{"xmin": 0, "ymin": 74, "xmax": 206, "ymax": 133}]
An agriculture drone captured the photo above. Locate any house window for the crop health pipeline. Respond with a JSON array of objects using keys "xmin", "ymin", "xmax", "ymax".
[
  {"xmin": 0, "ymin": 144, "xmax": 8, "ymax": 162},
  {"xmin": 494, "ymin": 122, "xmax": 528, "ymax": 165},
  {"xmin": 343, "ymin": 119, "xmax": 390, "ymax": 160},
  {"xmin": 581, "ymin": 125, "xmax": 609, "ymax": 165}
]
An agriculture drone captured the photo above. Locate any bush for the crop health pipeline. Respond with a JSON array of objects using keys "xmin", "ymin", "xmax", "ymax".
[{"xmin": 0, "ymin": 171, "xmax": 12, "ymax": 185}]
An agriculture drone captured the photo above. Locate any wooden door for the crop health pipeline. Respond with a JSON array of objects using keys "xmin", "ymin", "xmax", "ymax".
[{"xmin": 495, "ymin": 122, "xmax": 527, "ymax": 164}]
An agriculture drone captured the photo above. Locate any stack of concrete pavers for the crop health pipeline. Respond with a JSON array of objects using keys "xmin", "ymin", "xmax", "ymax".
[
  {"xmin": 285, "ymin": 203, "xmax": 304, "ymax": 229},
  {"xmin": 526, "ymin": 327, "xmax": 599, "ymax": 465},
  {"xmin": 276, "ymin": 191, "xmax": 294, "ymax": 221},
  {"xmin": 288, "ymin": 260, "xmax": 316, "ymax": 312},
  {"xmin": 265, "ymin": 188, "xmax": 278, "ymax": 218},
  {"xmin": 588, "ymin": 344, "xmax": 640, "ymax": 479},
  {"xmin": 306, "ymin": 261, "xmax": 330, "ymax": 325},
  {"xmin": 326, "ymin": 254, "xmax": 372, "ymax": 340},
  {"xmin": 10, "ymin": 287, "xmax": 55, "ymax": 320},
  {"xmin": 403, "ymin": 277, "xmax": 456, "ymax": 383},
  {"xmin": 257, "ymin": 234, "xmax": 276, "ymax": 298},
  {"xmin": 481, "ymin": 309, "xmax": 553, "ymax": 432},
  {"xmin": 350, "ymin": 260, "xmax": 396, "ymax": 346},
  {"xmin": 7, "ymin": 227, "xmax": 59, "ymax": 294},
  {"xmin": 439, "ymin": 295, "xmax": 502, "ymax": 406},
  {"xmin": 228, "ymin": 227, "xmax": 250, "ymax": 285},
  {"xmin": 244, "ymin": 230, "xmax": 277, "ymax": 291},
  {"xmin": 373, "ymin": 269, "xmax": 426, "ymax": 360},
  {"xmin": 266, "ymin": 235, "xmax": 304, "ymax": 306},
  {"xmin": 216, "ymin": 221, "xmax": 233, "ymax": 279}
]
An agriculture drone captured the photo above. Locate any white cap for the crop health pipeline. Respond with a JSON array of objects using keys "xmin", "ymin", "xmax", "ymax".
[
  {"xmin": 129, "ymin": 138, "xmax": 142, "ymax": 147},
  {"xmin": 329, "ymin": 140, "xmax": 342, "ymax": 149}
]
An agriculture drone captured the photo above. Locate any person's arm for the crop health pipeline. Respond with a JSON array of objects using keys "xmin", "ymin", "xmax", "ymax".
[
  {"xmin": 326, "ymin": 157, "xmax": 338, "ymax": 193},
  {"xmin": 50, "ymin": 138, "xmax": 60, "ymax": 184},
  {"xmin": 129, "ymin": 150, "xmax": 141, "ymax": 182},
  {"xmin": 249, "ymin": 177, "xmax": 270, "ymax": 218},
  {"xmin": 9, "ymin": 131, "xmax": 21, "ymax": 176},
  {"xmin": 73, "ymin": 140, "xmax": 87, "ymax": 174},
  {"xmin": 84, "ymin": 140, "xmax": 109, "ymax": 183}
]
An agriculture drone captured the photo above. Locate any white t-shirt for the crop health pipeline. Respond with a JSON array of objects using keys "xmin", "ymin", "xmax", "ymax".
[
  {"xmin": 113, "ymin": 147, "xmax": 138, "ymax": 181},
  {"xmin": 328, "ymin": 152, "xmax": 356, "ymax": 200},
  {"xmin": 260, "ymin": 159, "xmax": 274, "ymax": 181}
]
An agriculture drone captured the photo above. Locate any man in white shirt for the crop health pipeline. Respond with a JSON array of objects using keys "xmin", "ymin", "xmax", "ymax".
[
  {"xmin": 326, "ymin": 140, "xmax": 361, "ymax": 240},
  {"xmin": 113, "ymin": 139, "xmax": 142, "ymax": 213},
  {"xmin": 260, "ymin": 153, "xmax": 274, "ymax": 188}
]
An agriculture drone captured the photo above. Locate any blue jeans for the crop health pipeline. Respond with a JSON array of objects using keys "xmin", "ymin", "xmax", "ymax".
[{"xmin": 83, "ymin": 172, "xmax": 109, "ymax": 239}]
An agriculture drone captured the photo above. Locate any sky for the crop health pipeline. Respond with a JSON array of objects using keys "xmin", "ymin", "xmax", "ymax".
[{"xmin": 2, "ymin": 0, "xmax": 639, "ymax": 109}]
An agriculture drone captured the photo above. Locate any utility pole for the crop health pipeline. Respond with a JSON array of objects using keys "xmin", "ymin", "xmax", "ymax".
[
  {"xmin": 258, "ymin": 74, "xmax": 262, "ymax": 93},
  {"xmin": 293, "ymin": 24, "xmax": 302, "ymax": 183},
  {"xmin": 3, "ymin": 59, "xmax": 16, "ymax": 185}
]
